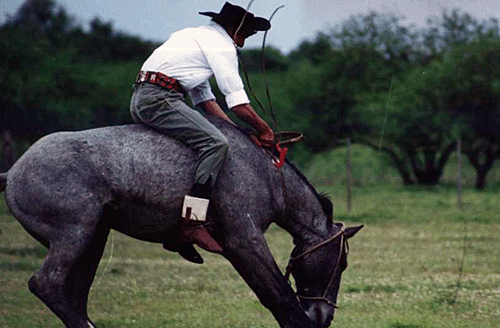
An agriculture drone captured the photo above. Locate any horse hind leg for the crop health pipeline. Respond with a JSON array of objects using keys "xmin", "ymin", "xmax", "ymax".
[
  {"xmin": 66, "ymin": 218, "xmax": 111, "ymax": 327},
  {"xmin": 29, "ymin": 243, "xmax": 94, "ymax": 328},
  {"xmin": 28, "ymin": 211, "xmax": 105, "ymax": 328}
]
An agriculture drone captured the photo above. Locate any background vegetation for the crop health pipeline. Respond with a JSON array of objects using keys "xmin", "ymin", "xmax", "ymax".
[{"xmin": 2, "ymin": 0, "xmax": 500, "ymax": 190}]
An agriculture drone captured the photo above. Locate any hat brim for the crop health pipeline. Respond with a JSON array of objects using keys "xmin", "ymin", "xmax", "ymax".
[
  {"xmin": 199, "ymin": 11, "xmax": 270, "ymax": 31},
  {"xmin": 199, "ymin": 11, "xmax": 218, "ymax": 18},
  {"xmin": 252, "ymin": 16, "xmax": 271, "ymax": 31}
]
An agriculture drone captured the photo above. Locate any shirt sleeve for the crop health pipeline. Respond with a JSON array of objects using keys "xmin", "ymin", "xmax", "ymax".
[
  {"xmin": 195, "ymin": 39, "xmax": 250, "ymax": 108},
  {"xmin": 188, "ymin": 80, "xmax": 216, "ymax": 106}
]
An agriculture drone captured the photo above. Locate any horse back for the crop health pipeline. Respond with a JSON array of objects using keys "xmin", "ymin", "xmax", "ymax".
[
  {"xmin": 4, "ymin": 120, "xmax": 284, "ymax": 242},
  {"xmin": 4, "ymin": 125, "xmax": 194, "ymax": 225}
]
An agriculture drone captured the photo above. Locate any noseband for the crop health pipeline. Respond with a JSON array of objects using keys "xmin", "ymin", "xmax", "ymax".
[{"xmin": 284, "ymin": 223, "xmax": 347, "ymax": 309}]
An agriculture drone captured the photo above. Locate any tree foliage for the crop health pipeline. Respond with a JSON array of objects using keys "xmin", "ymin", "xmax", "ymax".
[{"xmin": 284, "ymin": 9, "xmax": 500, "ymax": 187}]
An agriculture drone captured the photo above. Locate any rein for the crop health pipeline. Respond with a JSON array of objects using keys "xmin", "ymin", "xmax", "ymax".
[
  {"xmin": 284, "ymin": 223, "xmax": 347, "ymax": 309},
  {"xmin": 237, "ymin": 1, "xmax": 344, "ymax": 309}
]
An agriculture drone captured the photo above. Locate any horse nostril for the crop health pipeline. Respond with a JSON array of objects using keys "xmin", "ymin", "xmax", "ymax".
[
  {"xmin": 305, "ymin": 303, "xmax": 335, "ymax": 328},
  {"xmin": 323, "ymin": 314, "xmax": 334, "ymax": 328}
]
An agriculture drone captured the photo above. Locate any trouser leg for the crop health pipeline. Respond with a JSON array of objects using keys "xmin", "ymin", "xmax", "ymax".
[
  {"xmin": 130, "ymin": 84, "xmax": 224, "ymax": 257},
  {"xmin": 130, "ymin": 84, "xmax": 229, "ymax": 188}
]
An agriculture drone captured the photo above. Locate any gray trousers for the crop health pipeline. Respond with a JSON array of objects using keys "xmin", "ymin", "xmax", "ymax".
[{"xmin": 130, "ymin": 83, "xmax": 229, "ymax": 188}]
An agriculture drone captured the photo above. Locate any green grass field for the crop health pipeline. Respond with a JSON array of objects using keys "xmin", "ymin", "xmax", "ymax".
[{"xmin": 1, "ymin": 182, "xmax": 499, "ymax": 328}]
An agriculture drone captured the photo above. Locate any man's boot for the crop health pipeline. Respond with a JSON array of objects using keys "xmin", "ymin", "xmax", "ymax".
[
  {"xmin": 163, "ymin": 181, "xmax": 222, "ymax": 263},
  {"xmin": 162, "ymin": 239, "xmax": 204, "ymax": 264},
  {"xmin": 180, "ymin": 181, "xmax": 223, "ymax": 253}
]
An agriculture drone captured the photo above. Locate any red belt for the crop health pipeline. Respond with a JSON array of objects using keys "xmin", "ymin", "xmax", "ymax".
[{"xmin": 135, "ymin": 71, "xmax": 184, "ymax": 93}]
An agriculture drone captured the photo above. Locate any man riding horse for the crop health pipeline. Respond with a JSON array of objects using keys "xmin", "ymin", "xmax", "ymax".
[
  {"xmin": 0, "ymin": 4, "xmax": 364, "ymax": 327},
  {"xmin": 130, "ymin": 2, "xmax": 275, "ymax": 263}
]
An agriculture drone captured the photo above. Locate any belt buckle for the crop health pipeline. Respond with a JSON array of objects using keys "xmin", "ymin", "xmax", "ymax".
[{"xmin": 138, "ymin": 71, "xmax": 147, "ymax": 83}]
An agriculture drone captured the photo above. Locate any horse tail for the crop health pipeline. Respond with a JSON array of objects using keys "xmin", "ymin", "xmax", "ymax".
[{"xmin": 0, "ymin": 172, "xmax": 7, "ymax": 193}]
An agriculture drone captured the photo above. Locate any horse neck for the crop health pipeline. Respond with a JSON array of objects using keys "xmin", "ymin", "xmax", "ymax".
[{"xmin": 278, "ymin": 166, "xmax": 332, "ymax": 246}]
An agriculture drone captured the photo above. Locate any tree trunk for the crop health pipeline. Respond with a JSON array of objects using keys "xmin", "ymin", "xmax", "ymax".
[
  {"xmin": 408, "ymin": 141, "xmax": 456, "ymax": 186},
  {"xmin": 464, "ymin": 138, "xmax": 500, "ymax": 191},
  {"xmin": 475, "ymin": 168, "xmax": 488, "ymax": 190},
  {"xmin": 355, "ymin": 138, "xmax": 415, "ymax": 185}
]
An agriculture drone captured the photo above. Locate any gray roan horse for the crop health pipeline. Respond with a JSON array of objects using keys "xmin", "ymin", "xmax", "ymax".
[{"xmin": 0, "ymin": 116, "xmax": 362, "ymax": 328}]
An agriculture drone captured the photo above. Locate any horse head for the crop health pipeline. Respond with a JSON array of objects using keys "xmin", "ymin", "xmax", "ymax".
[{"xmin": 286, "ymin": 222, "xmax": 363, "ymax": 328}]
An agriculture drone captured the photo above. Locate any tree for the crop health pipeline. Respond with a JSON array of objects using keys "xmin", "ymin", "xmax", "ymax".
[
  {"xmin": 329, "ymin": 11, "xmax": 420, "ymax": 66},
  {"xmin": 239, "ymin": 46, "xmax": 289, "ymax": 72},
  {"xmin": 286, "ymin": 12, "xmax": 417, "ymax": 155},
  {"xmin": 77, "ymin": 17, "xmax": 156, "ymax": 62},
  {"xmin": 421, "ymin": 9, "xmax": 500, "ymax": 57},
  {"xmin": 330, "ymin": 10, "xmax": 500, "ymax": 186},
  {"xmin": 0, "ymin": 0, "xmax": 145, "ymax": 169},
  {"xmin": 289, "ymin": 33, "xmax": 333, "ymax": 65},
  {"xmin": 285, "ymin": 53, "xmax": 369, "ymax": 152},
  {"xmin": 358, "ymin": 58, "xmax": 459, "ymax": 185},
  {"xmin": 445, "ymin": 39, "xmax": 500, "ymax": 189},
  {"xmin": 361, "ymin": 37, "xmax": 500, "ymax": 187}
]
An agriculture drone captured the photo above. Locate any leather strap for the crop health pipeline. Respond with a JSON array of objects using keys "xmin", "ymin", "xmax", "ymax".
[{"xmin": 135, "ymin": 71, "xmax": 184, "ymax": 93}]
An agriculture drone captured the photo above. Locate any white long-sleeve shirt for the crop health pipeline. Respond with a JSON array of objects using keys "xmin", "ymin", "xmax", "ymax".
[{"xmin": 140, "ymin": 22, "xmax": 250, "ymax": 108}]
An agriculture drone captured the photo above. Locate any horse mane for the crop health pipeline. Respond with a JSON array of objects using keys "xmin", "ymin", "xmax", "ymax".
[
  {"xmin": 284, "ymin": 158, "xmax": 334, "ymax": 222},
  {"xmin": 218, "ymin": 117, "xmax": 334, "ymax": 222}
]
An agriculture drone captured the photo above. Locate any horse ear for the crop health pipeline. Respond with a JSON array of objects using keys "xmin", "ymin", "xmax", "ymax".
[{"xmin": 345, "ymin": 225, "xmax": 363, "ymax": 239}]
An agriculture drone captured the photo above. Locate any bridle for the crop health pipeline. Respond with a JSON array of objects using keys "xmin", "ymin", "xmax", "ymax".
[{"xmin": 284, "ymin": 223, "xmax": 348, "ymax": 309}]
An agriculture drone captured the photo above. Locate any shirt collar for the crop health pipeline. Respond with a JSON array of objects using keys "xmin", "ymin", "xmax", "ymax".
[{"xmin": 209, "ymin": 21, "xmax": 237, "ymax": 47}]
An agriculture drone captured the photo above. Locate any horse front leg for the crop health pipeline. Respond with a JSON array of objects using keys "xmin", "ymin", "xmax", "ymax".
[{"xmin": 222, "ymin": 231, "xmax": 314, "ymax": 328}]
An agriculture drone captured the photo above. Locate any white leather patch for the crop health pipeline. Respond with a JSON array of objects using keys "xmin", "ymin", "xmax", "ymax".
[{"xmin": 182, "ymin": 195, "xmax": 209, "ymax": 221}]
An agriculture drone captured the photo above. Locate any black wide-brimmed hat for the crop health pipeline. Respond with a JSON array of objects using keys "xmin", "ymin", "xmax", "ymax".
[{"xmin": 199, "ymin": 2, "xmax": 271, "ymax": 32}]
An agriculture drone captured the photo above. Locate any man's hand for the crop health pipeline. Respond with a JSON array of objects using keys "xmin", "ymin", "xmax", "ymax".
[
  {"xmin": 231, "ymin": 103, "xmax": 274, "ymax": 147},
  {"xmin": 256, "ymin": 129, "xmax": 275, "ymax": 148}
]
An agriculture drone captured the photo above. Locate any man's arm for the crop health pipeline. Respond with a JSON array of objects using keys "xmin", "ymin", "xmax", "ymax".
[
  {"xmin": 231, "ymin": 103, "xmax": 274, "ymax": 147},
  {"xmin": 198, "ymin": 100, "xmax": 235, "ymax": 125},
  {"xmin": 198, "ymin": 100, "xmax": 274, "ymax": 147}
]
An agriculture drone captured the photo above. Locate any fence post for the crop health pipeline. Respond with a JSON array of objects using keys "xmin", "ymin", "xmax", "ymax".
[
  {"xmin": 346, "ymin": 137, "xmax": 353, "ymax": 213},
  {"xmin": 457, "ymin": 137, "xmax": 463, "ymax": 211}
]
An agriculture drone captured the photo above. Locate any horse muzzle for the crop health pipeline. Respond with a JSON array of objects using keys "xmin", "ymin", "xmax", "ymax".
[{"xmin": 304, "ymin": 301, "xmax": 335, "ymax": 328}]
